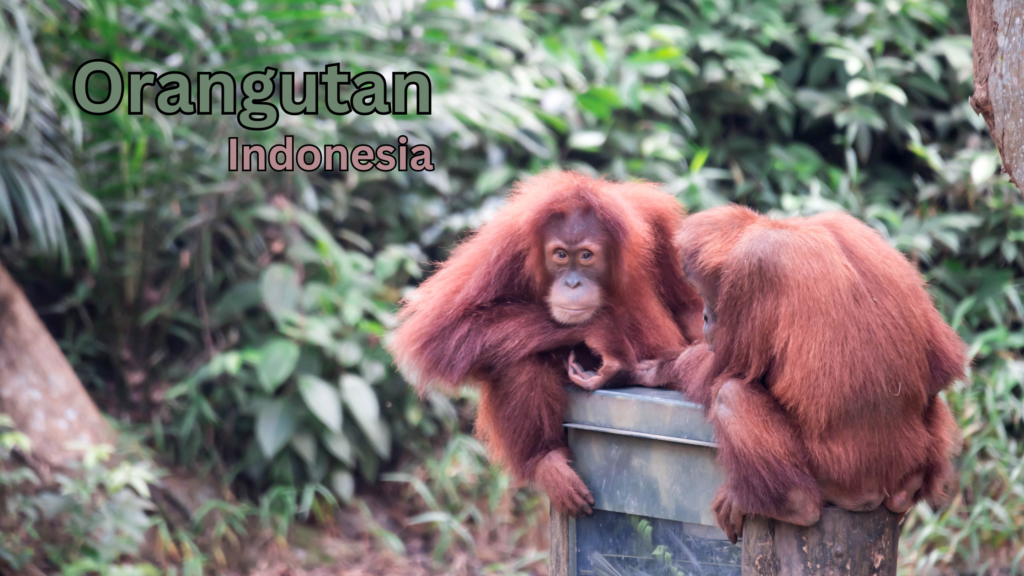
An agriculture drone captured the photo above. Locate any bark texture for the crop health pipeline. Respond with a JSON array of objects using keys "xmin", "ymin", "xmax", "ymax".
[
  {"xmin": 741, "ymin": 507, "xmax": 899, "ymax": 576},
  {"xmin": 0, "ymin": 260, "xmax": 113, "ymax": 466},
  {"xmin": 969, "ymin": 0, "xmax": 1024, "ymax": 189},
  {"xmin": 549, "ymin": 505, "xmax": 570, "ymax": 576}
]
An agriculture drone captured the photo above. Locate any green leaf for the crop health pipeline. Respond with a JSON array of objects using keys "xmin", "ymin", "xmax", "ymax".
[
  {"xmin": 475, "ymin": 164, "xmax": 513, "ymax": 195},
  {"xmin": 256, "ymin": 401, "xmax": 297, "ymax": 459},
  {"xmin": 361, "ymin": 360, "xmax": 386, "ymax": 385},
  {"xmin": 330, "ymin": 470, "xmax": 355, "ymax": 503},
  {"xmin": 300, "ymin": 316, "xmax": 339, "ymax": 347},
  {"xmin": 568, "ymin": 131, "xmax": 607, "ymax": 150},
  {"xmin": 212, "ymin": 352, "xmax": 242, "ymax": 376},
  {"xmin": 971, "ymin": 154, "xmax": 999, "ymax": 185},
  {"xmin": 576, "ymin": 87, "xmax": 621, "ymax": 120},
  {"xmin": 290, "ymin": 432, "xmax": 317, "ymax": 465},
  {"xmin": 298, "ymin": 375, "xmax": 343, "ymax": 433},
  {"xmin": 261, "ymin": 264, "xmax": 301, "ymax": 316},
  {"xmin": 257, "ymin": 339, "xmax": 300, "ymax": 392},
  {"xmin": 336, "ymin": 341, "xmax": 364, "ymax": 367},
  {"xmin": 322, "ymin": 431, "xmax": 354, "ymax": 465},
  {"xmin": 690, "ymin": 148, "xmax": 710, "ymax": 173},
  {"xmin": 214, "ymin": 281, "xmax": 262, "ymax": 317},
  {"xmin": 874, "ymin": 83, "xmax": 907, "ymax": 105},
  {"xmin": 341, "ymin": 374, "xmax": 390, "ymax": 458},
  {"xmin": 824, "ymin": 47, "xmax": 865, "ymax": 76},
  {"xmin": 342, "ymin": 298, "xmax": 365, "ymax": 327},
  {"xmin": 627, "ymin": 46, "xmax": 683, "ymax": 65},
  {"xmin": 845, "ymin": 78, "xmax": 873, "ymax": 99}
]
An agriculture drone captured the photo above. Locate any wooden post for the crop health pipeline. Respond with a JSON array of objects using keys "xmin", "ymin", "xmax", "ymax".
[
  {"xmin": 741, "ymin": 506, "xmax": 900, "ymax": 576},
  {"xmin": 549, "ymin": 505, "xmax": 570, "ymax": 576}
]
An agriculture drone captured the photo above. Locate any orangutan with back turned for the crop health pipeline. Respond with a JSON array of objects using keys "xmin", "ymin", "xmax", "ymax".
[{"xmin": 632, "ymin": 205, "xmax": 965, "ymax": 542}]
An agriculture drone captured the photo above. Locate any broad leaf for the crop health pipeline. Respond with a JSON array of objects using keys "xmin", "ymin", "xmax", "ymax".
[
  {"xmin": 298, "ymin": 375, "xmax": 343, "ymax": 433},
  {"xmin": 340, "ymin": 374, "xmax": 390, "ymax": 458},
  {"xmin": 290, "ymin": 432, "xmax": 317, "ymax": 465},
  {"xmin": 255, "ymin": 401, "xmax": 297, "ymax": 459},
  {"xmin": 260, "ymin": 264, "xmax": 301, "ymax": 316},
  {"xmin": 336, "ymin": 341, "xmax": 363, "ymax": 367},
  {"xmin": 256, "ymin": 339, "xmax": 300, "ymax": 392},
  {"xmin": 568, "ymin": 131, "xmax": 606, "ymax": 150},
  {"xmin": 330, "ymin": 470, "xmax": 354, "ymax": 503},
  {"xmin": 322, "ymin": 431, "xmax": 354, "ymax": 465}
]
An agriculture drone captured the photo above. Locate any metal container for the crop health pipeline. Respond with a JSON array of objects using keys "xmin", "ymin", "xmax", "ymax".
[{"xmin": 551, "ymin": 386, "xmax": 741, "ymax": 576}]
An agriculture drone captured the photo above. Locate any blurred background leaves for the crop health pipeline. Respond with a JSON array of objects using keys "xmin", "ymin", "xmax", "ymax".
[{"xmin": 0, "ymin": 0, "xmax": 1020, "ymax": 573}]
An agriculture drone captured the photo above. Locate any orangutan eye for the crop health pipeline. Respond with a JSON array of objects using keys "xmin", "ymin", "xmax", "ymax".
[
  {"xmin": 555, "ymin": 250, "xmax": 567, "ymax": 260},
  {"xmin": 580, "ymin": 251, "xmax": 593, "ymax": 261}
]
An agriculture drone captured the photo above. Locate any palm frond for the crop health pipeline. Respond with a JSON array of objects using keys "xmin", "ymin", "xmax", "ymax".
[{"xmin": 0, "ymin": 0, "xmax": 98, "ymax": 269}]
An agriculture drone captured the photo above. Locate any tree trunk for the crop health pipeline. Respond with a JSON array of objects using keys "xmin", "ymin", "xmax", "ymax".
[
  {"xmin": 741, "ymin": 507, "xmax": 899, "ymax": 576},
  {"xmin": 968, "ymin": 0, "xmax": 1024, "ymax": 190},
  {"xmin": 0, "ymin": 260, "xmax": 114, "ymax": 467}
]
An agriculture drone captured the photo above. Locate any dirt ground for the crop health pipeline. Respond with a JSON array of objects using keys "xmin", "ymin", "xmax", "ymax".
[
  {"xmin": 213, "ymin": 495, "xmax": 550, "ymax": 576},
  {"xmin": 151, "ymin": 473, "xmax": 550, "ymax": 576}
]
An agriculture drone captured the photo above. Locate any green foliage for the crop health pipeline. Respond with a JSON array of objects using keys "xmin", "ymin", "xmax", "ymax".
[
  {"xmin": 0, "ymin": 416, "xmax": 293, "ymax": 575},
  {"xmin": 0, "ymin": 0, "xmax": 102, "ymax": 270},
  {"xmin": 0, "ymin": 416, "xmax": 159, "ymax": 574},
  {"xmin": 383, "ymin": 429, "xmax": 548, "ymax": 572},
  {"xmin": 162, "ymin": 201, "xmax": 433, "ymax": 501},
  {"xmin": 4, "ymin": 0, "xmax": 1022, "ymax": 572}
]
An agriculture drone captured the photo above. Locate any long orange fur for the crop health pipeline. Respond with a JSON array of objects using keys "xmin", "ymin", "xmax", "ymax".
[
  {"xmin": 388, "ymin": 171, "xmax": 703, "ymax": 510},
  {"xmin": 645, "ymin": 205, "xmax": 964, "ymax": 539}
]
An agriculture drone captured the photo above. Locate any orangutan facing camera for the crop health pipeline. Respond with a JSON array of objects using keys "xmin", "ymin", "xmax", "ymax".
[{"xmin": 389, "ymin": 171, "xmax": 704, "ymax": 515}]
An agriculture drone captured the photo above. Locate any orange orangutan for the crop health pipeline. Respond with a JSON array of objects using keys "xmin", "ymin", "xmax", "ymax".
[
  {"xmin": 388, "ymin": 171, "xmax": 703, "ymax": 515},
  {"xmin": 632, "ymin": 205, "xmax": 965, "ymax": 542}
]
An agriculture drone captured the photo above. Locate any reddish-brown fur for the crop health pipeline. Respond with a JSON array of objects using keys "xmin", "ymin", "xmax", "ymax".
[
  {"xmin": 388, "ymin": 171, "xmax": 703, "ymax": 513},
  {"xmin": 638, "ymin": 205, "xmax": 965, "ymax": 541}
]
